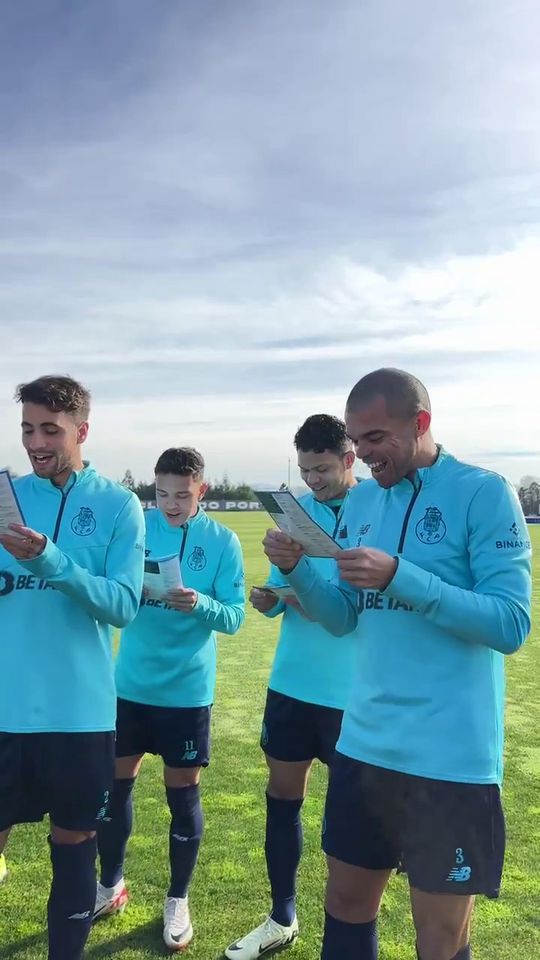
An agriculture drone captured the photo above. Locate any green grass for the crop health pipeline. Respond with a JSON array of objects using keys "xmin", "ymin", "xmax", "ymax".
[{"xmin": 0, "ymin": 517, "xmax": 538, "ymax": 959}]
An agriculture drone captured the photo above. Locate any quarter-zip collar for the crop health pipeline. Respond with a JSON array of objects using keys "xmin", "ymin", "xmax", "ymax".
[{"xmin": 30, "ymin": 460, "xmax": 96, "ymax": 495}]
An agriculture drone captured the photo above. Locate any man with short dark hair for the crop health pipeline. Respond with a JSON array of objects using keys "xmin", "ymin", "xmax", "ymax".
[
  {"xmin": 0, "ymin": 375, "xmax": 145, "ymax": 960},
  {"xmin": 95, "ymin": 447, "xmax": 245, "ymax": 952},
  {"xmin": 263, "ymin": 369, "xmax": 532, "ymax": 960},
  {"xmin": 225, "ymin": 415, "xmax": 357, "ymax": 960}
]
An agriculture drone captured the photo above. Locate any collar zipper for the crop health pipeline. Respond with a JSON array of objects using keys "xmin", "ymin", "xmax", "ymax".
[
  {"xmin": 52, "ymin": 479, "xmax": 76, "ymax": 544},
  {"xmin": 397, "ymin": 479, "xmax": 423, "ymax": 554},
  {"xmin": 179, "ymin": 525, "xmax": 189, "ymax": 564}
]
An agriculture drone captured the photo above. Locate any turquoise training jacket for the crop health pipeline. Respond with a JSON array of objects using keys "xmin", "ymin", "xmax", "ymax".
[
  {"xmin": 287, "ymin": 450, "xmax": 532, "ymax": 785},
  {"xmin": 0, "ymin": 464, "xmax": 145, "ymax": 733},
  {"xmin": 115, "ymin": 507, "xmax": 245, "ymax": 708},
  {"xmin": 264, "ymin": 491, "xmax": 358, "ymax": 710}
]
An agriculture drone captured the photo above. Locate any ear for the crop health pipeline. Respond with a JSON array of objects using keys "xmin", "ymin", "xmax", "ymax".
[
  {"xmin": 343, "ymin": 450, "xmax": 356, "ymax": 469},
  {"xmin": 77, "ymin": 421, "xmax": 89, "ymax": 445},
  {"xmin": 415, "ymin": 410, "xmax": 431, "ymax": 438},
  {"xmin": 198, "ymin": 481, "xmax": 209, "ymax": 500}
]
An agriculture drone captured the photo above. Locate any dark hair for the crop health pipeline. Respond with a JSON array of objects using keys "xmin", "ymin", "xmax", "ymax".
[
  {"xmin": 15, "ymin": 375, "xmax": 91, "ymax": 421},
  {"xmin": 294, "ymin": 414, "xmax": 352, "ymax": 456},
  {"xmin": 154, "ymin": 447, "xmax": 205, "ymax": 479},
  {"xmin": 346, "ymin": 368, "xmax": 431, "ymax": 419}
]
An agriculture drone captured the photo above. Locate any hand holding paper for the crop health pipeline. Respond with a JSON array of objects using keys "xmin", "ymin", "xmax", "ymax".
[
  {"xmin": 165, "ymin": 587, "xmax": 198, "ymax": 612},
  {"xmin": 250, "ymin": 586, "xmax": 280, "ymax": 613},
  {"xmin": 254, "ymin": 488, "xmax": 342, "ymax": 558},
  {"xmin": 337, "ymin": 547, "xmax": 398, "ymax": 591},
  {"xmin": 263, "ymin": 528, "xmax": 304, "ymax": 572},
  {"xmin": 0, "ymin": 524, "xmax": 46, "ymax": 560}
]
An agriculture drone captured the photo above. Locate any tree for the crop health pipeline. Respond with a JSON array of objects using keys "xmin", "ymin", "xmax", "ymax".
[
  {"xmin": 135, "ymin": 480, "xmax": 156, "ymax": 502},
  {"xmin": 121, "ymin": 469, "xmax": 136, "ymax": 491},
  {"xmin": 517, "ymin": 476, "xmax": 540, "ymax": 516},
  {"xmin": 234, "ymin": 483, "xmax": 256, "ymax": 501},
  {"xmin": 205, "ymin": 475, "xmax": 255, "ymax": 500}
]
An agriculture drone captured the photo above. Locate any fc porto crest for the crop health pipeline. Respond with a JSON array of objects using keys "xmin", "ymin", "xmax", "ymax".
[
  {"xmin": 416, "ymin": 506, "xmax": 446, "ymax": 544},
  {"xmin": 188, "ymin": 546, "xmax": 206, "ymax": 571},
  {"xmin": 71, "ymin": 506, "xmax": 96, "ymax": 536}
]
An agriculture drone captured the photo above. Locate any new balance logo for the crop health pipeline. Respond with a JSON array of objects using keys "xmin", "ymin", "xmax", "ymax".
[
  {"xmin": 68, "ymin": 910, "xmax": 91, "ymax": 920},
  {"xmin": 181, "ymin": 739, "xmax": 198, "ymax": 761},
  {"xmin": 446, "ymin": 866, "xmax": 472, "ymax": 882},
  {"xmin": 446, "ymin": 847, "xmax": 471, "ymax": 883}
]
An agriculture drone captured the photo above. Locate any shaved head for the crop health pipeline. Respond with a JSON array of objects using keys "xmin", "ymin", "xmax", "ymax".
[{"xmin": 346, "ymin": 368, "xmax": 431, "ymax": 420}]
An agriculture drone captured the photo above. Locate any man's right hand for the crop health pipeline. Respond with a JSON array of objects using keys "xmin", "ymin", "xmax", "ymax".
[
  {"xmin": 262, "ymin": 528, "xmax": 304, "ymax": 572},
  {"xmin": 250, "ymin": 586, "xmax": 279, "ymax": 613}
]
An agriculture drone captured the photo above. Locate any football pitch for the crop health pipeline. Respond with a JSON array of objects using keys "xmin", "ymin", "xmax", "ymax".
[{"xmin": 0, "ymin": 517, "xmax": 538, "ymax": 960}]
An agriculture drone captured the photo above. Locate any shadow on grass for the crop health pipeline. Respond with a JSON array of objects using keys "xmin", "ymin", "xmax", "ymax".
[
  {"xmin": 0, "ymin": 932, "xmax": 44, "ymax": 960},
  {"xmin": 86, "ymin": 917, "xmax": 164, "ymax": 956}
]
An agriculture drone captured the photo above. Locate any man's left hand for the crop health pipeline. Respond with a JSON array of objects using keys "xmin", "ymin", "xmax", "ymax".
[
  {"xmin": 165, "ymin": 587, "xmax": 198, "ymax": 613},
  {"xmin": 337, "ymin": 547, "xmax": 398, "ymax": 591},
  {"xmin": 0, "ymin": 524, "xmax": 46, "ymax": 561}
]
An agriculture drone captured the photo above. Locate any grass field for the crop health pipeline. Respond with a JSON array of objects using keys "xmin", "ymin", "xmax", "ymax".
[{"xmin": 0, "ymin": 516, "xmax": 538, "ymax": 960}]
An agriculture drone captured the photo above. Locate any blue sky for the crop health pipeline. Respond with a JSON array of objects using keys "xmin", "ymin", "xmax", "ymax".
[{"xmin": 2, "ymin": 0, "xmax": 539, "ymax": 486}]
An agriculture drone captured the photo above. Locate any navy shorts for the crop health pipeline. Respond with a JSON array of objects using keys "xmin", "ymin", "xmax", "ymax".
[
  {"xmin": 0, "ymin": 731, "xmax": 114, "ymax": 833},
  {"xmin": 115, "ymin": 698, "xmax": 211, "ymax": 768},
  {"xmin": 323, "ymin": 752, "xmax": 506, "ymax": 898},
  {"xmin": 261, "ymin": 689, "xmax": 343, "ymax": 766}
]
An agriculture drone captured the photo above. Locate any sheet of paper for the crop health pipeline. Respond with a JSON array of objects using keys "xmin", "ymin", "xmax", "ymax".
[
  {"xmin": 255, "ymin": 584, "xmax": 298, "ymax": 600},
  {"xmin": 254, "ymin": 489, "xmax": 342, "ymax": 558},
  {"xmin": 143, "ymin": 553, "xmax": 183, "ymax": 600},
  {"xmin": 0, "ymin": 469, "xmax": 26, "ymax": 535}
]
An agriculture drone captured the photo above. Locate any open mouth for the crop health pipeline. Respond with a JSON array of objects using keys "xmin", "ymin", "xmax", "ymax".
[
  {"xmin": 32, "ymin": 454, "xmax": 54, "ymax": 467},
  {"xmin": 366, "ymin": 459, "xmax": 388, "ymax": 477}
]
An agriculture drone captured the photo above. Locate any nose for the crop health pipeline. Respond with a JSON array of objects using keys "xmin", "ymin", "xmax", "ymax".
[{"xmin": 26, "ymin": 435, "xmax": 49, "ymax": 451}]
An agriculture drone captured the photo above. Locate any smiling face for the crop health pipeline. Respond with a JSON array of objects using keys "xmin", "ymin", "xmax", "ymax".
[
  {"xmin": 155, "ymin": 473, "xmax": 209, "ymax": 526},
  {"xmin": 22, "ymin": 402, "xmax": 87, "ymax": 486},
  {"xmin": 297, "ymin": 448, "xmax": 356, "ymax": 501},
  {"xmin": 345, "ymin": 394, "xmax": 431, "ymax": 488}
]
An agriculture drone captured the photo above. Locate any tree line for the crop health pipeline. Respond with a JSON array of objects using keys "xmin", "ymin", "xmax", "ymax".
[{"xmin": 120, "ymin": 470, "xmax": 256, "ymax": 502}]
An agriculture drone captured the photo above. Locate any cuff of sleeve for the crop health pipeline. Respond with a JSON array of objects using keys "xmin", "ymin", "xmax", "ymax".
[
  {"xmin": 287, "ymin": 556, "xmax": 319, "ymax": 593},
  {"xmin": 190, "ymin": 592, "xmax": 211, "ymax": 621},
  {"xmin": 21, "ymin": 538, "xmax": 64, "ymax": 579},
  {"xmin": 263, "ymin": 600, "xmax": 285, "ymax": 619},
  {"xmin": 383, "ymin": 556, "xmax": 433, "ymax": 608}
]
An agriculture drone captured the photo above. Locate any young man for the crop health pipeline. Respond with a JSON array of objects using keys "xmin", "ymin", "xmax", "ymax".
[
  {"xmin": 263, "ymin": 369, "xmax": 532, "ymax": 960},
  {"xmin": 0, "ymin": 375, "xmax": 144, "ymax": 960},
  {"xmin": 95, "ymin": 447, "xmax": 245, "ymax": 951},
  {"xmin": 225, "ymin": 415, "xmax": 357, "ymax": 960}
]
